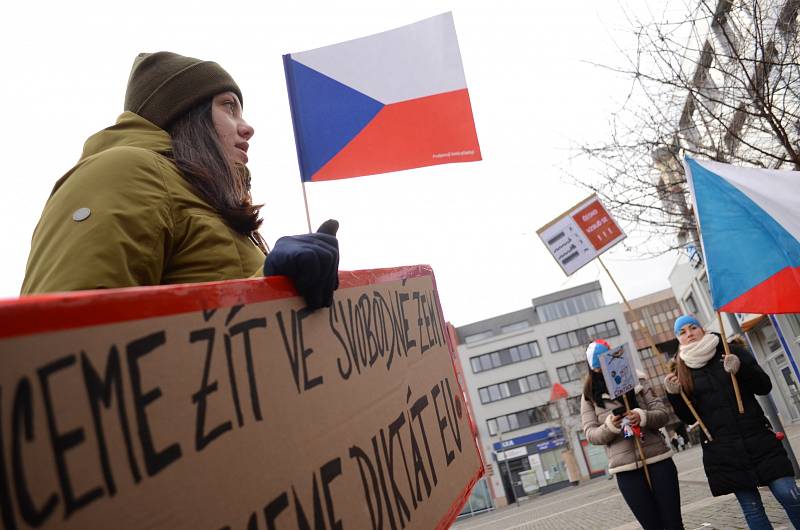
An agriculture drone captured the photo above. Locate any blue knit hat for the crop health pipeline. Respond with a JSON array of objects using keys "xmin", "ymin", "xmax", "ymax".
[
  {"xmin": 586, "ymin": 339, "xmax": 611, "ymax": 370},
  {"xmin": 674, "ymin": 314, "xmax": 701, "ymax": 336}
]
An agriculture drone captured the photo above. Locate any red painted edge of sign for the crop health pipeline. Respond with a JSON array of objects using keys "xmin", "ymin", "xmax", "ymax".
[
  {"xmin": 436, "ymin": 465, "xmax": 485, "ymax": 530},
  {"xmin": 0, "ymin": 265, "xmax": 432, "ymax": 339},
  {"xmin": 428, "ymin": 267, "xmax": 487, "ymax": 528}
]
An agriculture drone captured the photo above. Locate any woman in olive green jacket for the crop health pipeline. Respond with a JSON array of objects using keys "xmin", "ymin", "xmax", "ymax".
[{"xmin": 22, "ymin": 52, "xmax": 338, "ymax": 309}]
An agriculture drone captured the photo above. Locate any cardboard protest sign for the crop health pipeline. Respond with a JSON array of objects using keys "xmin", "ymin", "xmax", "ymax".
[
  {"xmin": 537, "ymin": 194, "xmax": 626, "ymax": 276},
  {"xmin": 598, "ymin": 345, "xmax": 637, "ymax": 398},
  {"xmin": 0, "ymin": 266, "xmax": 482, "ymax": 530}
]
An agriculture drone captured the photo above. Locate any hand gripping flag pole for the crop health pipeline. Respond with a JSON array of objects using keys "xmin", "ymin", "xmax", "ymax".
[
  {"xmin": 597, "ymin": 257, "xmax": 713, "ymax": 441},
  {"xmin": 716, "ymin": 311, "xmax": 745, "ymax": 414}
]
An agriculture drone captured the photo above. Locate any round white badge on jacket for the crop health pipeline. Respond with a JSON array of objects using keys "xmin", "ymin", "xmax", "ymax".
[{"xmin": 72, "ymin": 208, "xmax": 91, "ymax": 222}]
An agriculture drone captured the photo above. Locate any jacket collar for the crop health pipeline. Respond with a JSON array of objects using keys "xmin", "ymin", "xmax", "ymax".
[{"xmin": 80, "ymin": 112, "xmax": 172, "ymax": 161}]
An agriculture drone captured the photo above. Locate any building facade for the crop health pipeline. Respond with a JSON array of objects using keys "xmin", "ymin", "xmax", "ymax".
[
  {"xmin": 454, "ymin": 281, "xmax": 638, "ymax": 506},
  {"xmin": 623, "ymin": 289, "xmax": 682, "ymax": 395}
]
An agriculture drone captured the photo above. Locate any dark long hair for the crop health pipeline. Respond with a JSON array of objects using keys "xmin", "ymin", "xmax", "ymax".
[
  {"xmin": 168, "ymin": 99, "xmax": 265, "ymax": 245},
  {"xmin": 672, "ymin": 357, "xmax": 694, "ymax": 396}
]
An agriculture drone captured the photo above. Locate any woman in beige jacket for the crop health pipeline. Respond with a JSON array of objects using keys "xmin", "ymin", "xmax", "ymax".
[{"xmin": 581, "ymin": 340, "xmax": 684, "ymax": 530}]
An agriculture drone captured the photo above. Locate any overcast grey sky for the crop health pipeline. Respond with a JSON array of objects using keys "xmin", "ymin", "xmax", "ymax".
[{"xmin": 1, "ymin": 0, "xmax": 685, "ymax": 326}]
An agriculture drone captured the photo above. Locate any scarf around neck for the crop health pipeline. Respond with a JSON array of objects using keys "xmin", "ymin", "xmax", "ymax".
[{"xmin": 678, "ymin": 333, "xmax": 720, "ymax": 368}]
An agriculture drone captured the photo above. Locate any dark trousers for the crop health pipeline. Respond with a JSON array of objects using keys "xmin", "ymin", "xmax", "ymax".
[{"xmin": 616, "ymin": 458, "xmax": 684, "ymax": 530}]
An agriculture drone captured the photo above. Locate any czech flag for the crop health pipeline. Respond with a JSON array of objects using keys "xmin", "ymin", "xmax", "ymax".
[
  {"xmin": 684, "ymin": 157, "xmax": 800, "ymax": 313},
  {"xmin": 283, "ymin": 12, "xmax": 481, "ymax": 182}
]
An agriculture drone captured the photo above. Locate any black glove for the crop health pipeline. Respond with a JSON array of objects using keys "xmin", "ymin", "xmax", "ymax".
[{"xmin": 264, "ymin": 220, "xmax": 339, "ymax": 310}]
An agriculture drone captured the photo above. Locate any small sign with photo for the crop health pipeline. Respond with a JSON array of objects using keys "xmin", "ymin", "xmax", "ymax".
[{"xmin": 599, "ymin": 345, "xmax": 636, "ymax": 398}]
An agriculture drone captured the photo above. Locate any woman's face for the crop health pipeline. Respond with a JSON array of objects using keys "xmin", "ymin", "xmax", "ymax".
[
  {"xmin": 677, "ymin": 323, "xmax": 705, "ymax": 346},
  {"xmin": 211, "ymin": 92, "xmax": 254, "ymax": 165}
]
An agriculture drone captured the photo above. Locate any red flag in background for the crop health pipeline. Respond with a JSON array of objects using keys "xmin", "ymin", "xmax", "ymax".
[{"xmin": 550, "ymin": 383, "xmax": 569, "ymax": 401}]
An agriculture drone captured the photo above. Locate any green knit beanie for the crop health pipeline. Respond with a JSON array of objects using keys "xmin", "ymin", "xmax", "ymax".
[{"xmin": 124, "ymin": 51, "xmax": 243, "ymax": 130}]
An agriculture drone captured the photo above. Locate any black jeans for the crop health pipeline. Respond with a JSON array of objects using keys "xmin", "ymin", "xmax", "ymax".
[{"xmin": 616, "ymin": 458, "xmax": 684, "ymax": 530}]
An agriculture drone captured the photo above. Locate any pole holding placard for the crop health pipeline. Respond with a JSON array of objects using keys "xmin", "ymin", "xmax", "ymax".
[
  {"xmin": 622, "ymin": 393, "xmax": 652, "ymax": 490},
  {"xmin": 597, "ymin": 257, "xmax": 713, "ymax": 441}
]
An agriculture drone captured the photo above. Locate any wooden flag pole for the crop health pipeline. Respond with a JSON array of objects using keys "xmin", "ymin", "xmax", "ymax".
[
  {"xmin": 301, "ymin": 182, "xmax": 313, "ymax": 234},
  {"xmin": 622, "ymin": 393, "xmax": 652, "ymax": 489},
  {"xmin": 597, "ymin": 257, "xmax": 713, "ymax": 441},
  {"xmin": 716, "ymin": 311, "xmax": 745, "ymax": 414}
]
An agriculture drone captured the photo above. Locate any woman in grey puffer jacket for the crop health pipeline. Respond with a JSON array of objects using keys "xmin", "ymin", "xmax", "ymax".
[{"xmin": 581, "ymin": 340, "xmax": 684, "ymax": 530}]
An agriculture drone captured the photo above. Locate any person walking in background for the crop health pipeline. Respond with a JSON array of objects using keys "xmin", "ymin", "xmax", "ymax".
[
  {"xmin": 582, "ymin": 339, "xmax": 684, "ymax": 530},
  {"xmin": 677, "ymin": 434, "xmax": 686, "ymax": 452},
  {"xmin": 665, "ymin": 314, "xmax": 800, "ymax": 529},
  {"xmin": 21, "ymin": 51, "xmax": 339, "ymax": 309},
  {"xmin": 670, "ymin": 435, "xmax": 680, "ymax": 452}
]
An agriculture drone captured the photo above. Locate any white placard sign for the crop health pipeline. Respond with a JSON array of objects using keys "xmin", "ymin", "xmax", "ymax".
[
  {"xmin": 537, "ymin": 194, "xmax": 626, "ymax": 276},
  {"xmin": 599, "ymin": 345, "xmax": 637, "ymax": 398}
]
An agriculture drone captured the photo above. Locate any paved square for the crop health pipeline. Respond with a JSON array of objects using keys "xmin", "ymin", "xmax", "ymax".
[{"xmin": 452, "ymin": 428, "xmax": 800, "ymax": 529}]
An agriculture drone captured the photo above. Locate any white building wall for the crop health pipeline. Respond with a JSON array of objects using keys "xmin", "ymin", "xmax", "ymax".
[{"xmin": 456, "ymin": 296, "xmax": 639, "ymax": 502}]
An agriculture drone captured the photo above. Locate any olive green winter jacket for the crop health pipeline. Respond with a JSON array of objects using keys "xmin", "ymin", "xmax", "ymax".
[{"xmin": 21, "ymin": 112, "xmax": 265, "ymax": 294}]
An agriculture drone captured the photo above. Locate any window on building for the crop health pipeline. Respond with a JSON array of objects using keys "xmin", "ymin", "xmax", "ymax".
[
  {"xmin": 684, "ymin": 293, "xmax": 699, "ymax": 315},
  {"xmin": 464, "ymin": 330, "xmax": 494, "ymax": 344},
  {"xmin": 478, "ymin": 370, "xmax": 551, "ymax": 404},
  {"xmin": 566, "ymin": 396, "xmax": 582, "ymax": 416},
  {"xmin": 469, "ymin": 341, "xmax": 541, "ymax": 373},
  {"xmin": 557, "ymin": 362, "xmax": 587, "ymax": 383},
  {"xmin": 487, "ymin": 418, "xmax": 497, "ymax": 435},
  {"xmin": 480, "ymin": 355, "xmax": 493, "ymax": 372},
  {"xmin": 497, "ymin": 416, "xmax": 510, "ymax": 434},
  {"xmin": 699, "ymin": 273, "xmax": 711, "ymax": 298},
  {"xmin": 763, "ymin": 325, "xmax": 783, "ymax": 355},
  {"xmin": 785, "ymin": 315, "xmax": 800, "ymax": 339},
  {"xmin": 501, "ymin": 321, "xmax": 530, "ymax": 334},
  {"xmin": 547, "ymin": 320, "xmax": 620, "ymax": 353},
  {"xmin": 638, "ymin": 347, "xmax": 668, "ymax": 379},
  {"xmin": 487, "ymin": 404, "xmax": 559, "ymax": 435},
  {"xmin": 470, "ymin": 357, "xmax": 481, "ymax": 373}
]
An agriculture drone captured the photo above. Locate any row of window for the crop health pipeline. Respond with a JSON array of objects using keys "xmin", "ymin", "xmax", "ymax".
[
  {"xmin": 469, "ymin": 341, "xmax": 541, "ymax": 373},
  {"xmin": 547, "ymin": 320, "xmax": 619, "ymax": 353},
  {"xmin": 630, "ymin": 306, "xmax": 681, "ymax": 341},
  {"xmin": 557, "ymin": 362, "xmax": 588, "ymax": 383},
  {"xmin": 487, "ymin": 403, "xmax": 559, "ymax": 436},
  {"xmin": 478, "ymin": 371, "xmax": 550, "ymax": 404},
  {"xmin": 463, "ymin": 320, "xmax": 532, "ymax": 344},
  {"xmin": 535, "ymin": 290, "xmax": 604, "ymax": 322}
]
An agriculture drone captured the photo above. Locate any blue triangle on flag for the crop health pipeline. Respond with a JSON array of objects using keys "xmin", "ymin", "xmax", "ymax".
[
  {"xmin": 284, "ymin": 57, "xmax": 384, "ymax": 181},
  {"xmin": 688, "ymin": 158, "xmax": 800, "ymax": 309}
]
